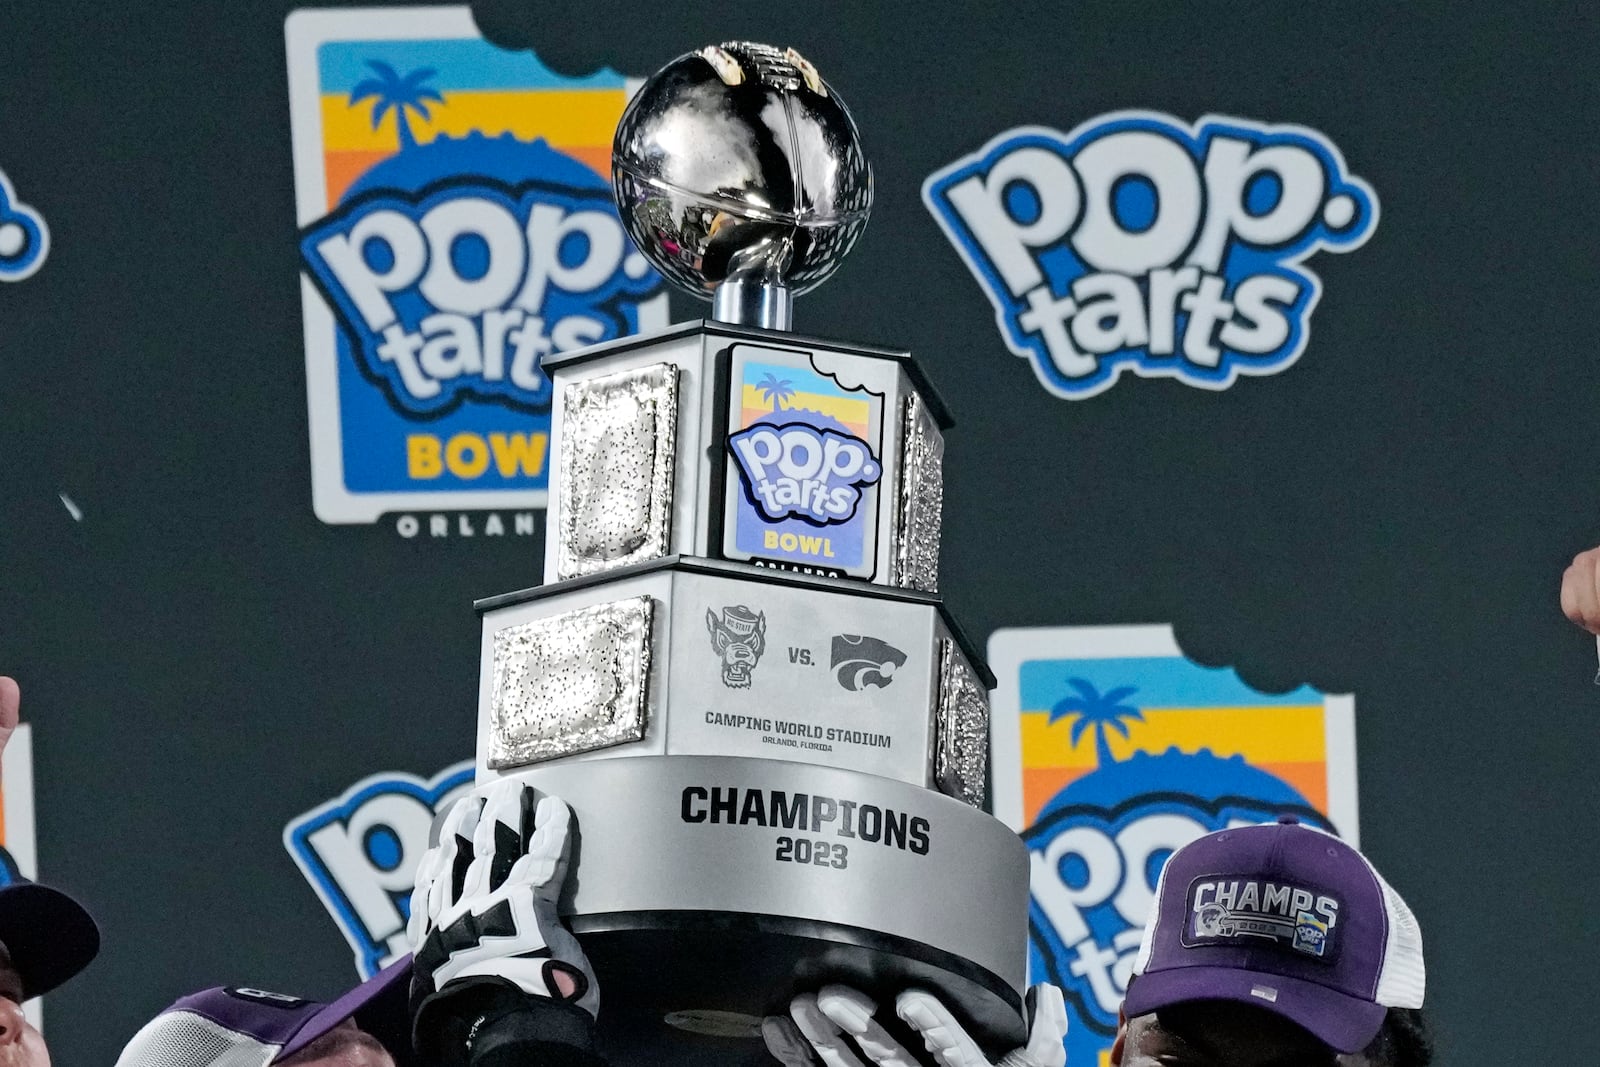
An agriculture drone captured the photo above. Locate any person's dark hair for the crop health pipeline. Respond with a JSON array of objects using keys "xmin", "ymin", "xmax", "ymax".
[
  {"xmin": 1363, "ymin": 1007, "xmax": 1433, "ymax": 1067},
  {"xmin": 1120, "ymin": 977, "xmax": 1433, "ymax": 1066},
  {"xmin": 278, "ymin": 1022, "xmax": 390, "ymax": 1066}
]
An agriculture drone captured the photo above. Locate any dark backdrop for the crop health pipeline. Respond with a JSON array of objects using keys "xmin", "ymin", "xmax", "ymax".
[{"xmin": 1, "ymin": 1, "xmax": 1595, "ymax": 1062}]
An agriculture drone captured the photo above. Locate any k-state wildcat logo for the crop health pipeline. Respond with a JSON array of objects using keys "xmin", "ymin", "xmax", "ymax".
[
  {"xmin": 924, "ymin": 112, "xmax": 1378, "ymax": 399},
  {"xmin": 831, "ymin": 634, "xmax": 906, "ymax": 691}
]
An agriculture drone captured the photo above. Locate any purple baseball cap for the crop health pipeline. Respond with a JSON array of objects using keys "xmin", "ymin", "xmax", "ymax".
[
  {"xmin": 1123, "ymin": 818, "xmax": 1425, "ymax": 1054},
  {"xmin": 0, "ymin": 879, "xmax": 100, "ymax": 998},
  {"xmin": 115, "ymin": 955, "xmax": 414, "ymax": 1067}
]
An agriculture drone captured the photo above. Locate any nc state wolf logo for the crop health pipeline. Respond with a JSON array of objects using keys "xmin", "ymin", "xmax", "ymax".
[
  {"xmin": 831, "ymin": 634, "xmax": 907, "ymax": 691},
  {"xmin": 706, "ymin": 606, "xmax": 768, "ymax": 688}
]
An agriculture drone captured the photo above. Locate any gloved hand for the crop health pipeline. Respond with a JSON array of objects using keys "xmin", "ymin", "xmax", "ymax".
[
  {"xmin": 408, "ymin": 778, "xmax": 600, "ymax": 1066},
  {"xmin": 763, "ymin": 983, "xmax": 1067, "ymax": 1067}
]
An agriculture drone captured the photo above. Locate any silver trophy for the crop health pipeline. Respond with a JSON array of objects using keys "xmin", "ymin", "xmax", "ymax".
[{"xmin": 472, "ymin": 43, "xmax": 1028, "ymax": 1064}]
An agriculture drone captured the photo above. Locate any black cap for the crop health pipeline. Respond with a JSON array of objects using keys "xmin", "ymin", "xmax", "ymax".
[{"xmin": 0, "ymin": 880, "xmax": 100, "ymax": 998}]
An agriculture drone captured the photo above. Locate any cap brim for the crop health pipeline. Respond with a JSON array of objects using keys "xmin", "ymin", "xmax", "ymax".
[
  {"xmin": 1122, "ymin": 965, "xmax": 1389, "ymax": 1054},
  {"xmin": 0, "ymin": 882, "xmax": 101, "ymax": 998},
  {"xmin": 275, "ymin": 956, "xmax": 414, "ymax": 1065}
]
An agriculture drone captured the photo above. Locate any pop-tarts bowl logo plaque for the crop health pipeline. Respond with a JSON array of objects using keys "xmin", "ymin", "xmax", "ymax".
[
  {"xmin": 722, "ymin": 346, "xmax": 886, "ymax": 578},
  {"xmin": 924, "ymin": 112, "xmax": 1377, "ymax": 400},
  {"xmin": 286, "ymin": 8, "xmax": 667, "ymax": 526}
]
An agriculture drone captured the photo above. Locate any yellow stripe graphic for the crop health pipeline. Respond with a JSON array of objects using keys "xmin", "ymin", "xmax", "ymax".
[
  {"xmin": 321, "ymin": 89, "xmax": 630, "ymax": 151},
  {"xmin": 739, "ymin": 385, "xmax": 871, "ymax": 425},
  {"xmin": 1019, "ymin": 705, "xmax": 1327, "ymax": 767}
]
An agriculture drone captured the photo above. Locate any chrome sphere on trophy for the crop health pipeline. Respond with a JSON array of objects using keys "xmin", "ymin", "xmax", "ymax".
[
  {"xmin": 612, "ymin": 41, "xmax": 873, "ymax": 329},
  {"xmin": 465, "ymin": 43, "xmax": 1028, "ymax": 1065}
]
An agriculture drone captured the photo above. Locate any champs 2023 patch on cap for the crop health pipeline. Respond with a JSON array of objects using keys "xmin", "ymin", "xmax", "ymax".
[
  {"xmin": 1124, "ymin": 817, "xmax": 1425, "ymax": 1054},
  {"xmin": 114, "ymin": 956, "xmax": 413, "ymax": 1067}
]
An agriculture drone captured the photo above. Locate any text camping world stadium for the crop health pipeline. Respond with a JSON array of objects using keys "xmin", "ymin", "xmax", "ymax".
[{"xmin": 923, "ymin": 112, "xmax": 1379, "ymax": 399}]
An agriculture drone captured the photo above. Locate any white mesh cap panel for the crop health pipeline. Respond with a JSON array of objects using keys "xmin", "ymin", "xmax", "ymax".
[
  {"xmin": 114, "ymin": 1010, "xmax": 279, "ymax": 1067},
  {"xmin": 1131, "ymin": 848, "xmax": 1173, "ymax": 976},
  {"xmin": 1372, "ymin": 867, "xmax": 1426, "ymax": 1009}
]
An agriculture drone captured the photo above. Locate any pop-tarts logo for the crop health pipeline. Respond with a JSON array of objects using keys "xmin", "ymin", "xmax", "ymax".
[
  {"xmin": 284, "ymin": 762, "xmax": 473, "ymax": 977},
  {"xmin": 924, "ymin": 113, "xmax": 1378, "ymax": 399},
  {"xmin": 301, "ymin": 180, "xmax": 658, "ymax": 416},
  {"xmin": 286, "ymin": 8, "xmax": 668, "ymax": 528},
  {"xmin": 0, "ymin": 166, "xmax": 48, "ymax": 283},
  {"xmin": 730, "ymin": 422, "xmax": 882, "ymax": 524},
  {"xmin": 725, "ymin": 352, "xmax": 886, "ymax": 576},
  {"xmin": 1185, "ymin": 876, "xmax": 1341, "ymax": 959},
  {"xmin": 988, "ymin": 625, "xmax": 1360, "ymax": 1065}
]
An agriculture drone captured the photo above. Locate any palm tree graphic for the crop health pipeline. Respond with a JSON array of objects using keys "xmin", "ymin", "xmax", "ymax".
[
  {"xmin": 756, "ymin": 373, "xmax": 796, "ymax": 412},
  {"xmin": 351, "ymin": 61, "xmax": 444, "ymax": 152},
  {"xmin": 1049, "ymin": 678, "xmax": 1143, "ymax": 768}
]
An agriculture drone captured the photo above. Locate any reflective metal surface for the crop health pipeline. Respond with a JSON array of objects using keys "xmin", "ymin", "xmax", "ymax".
[
  {"xmin": 555, "ymin": 362, "xmax": 680, "ymax": 579},
  {"xmin": 934, "ymin": 639, "xmax": 990, "ymax": 808},
  {"xmin": 486, "ymin": 596, "xmax": 655, "ymax": 768},
  {"xmin": 613, "ymin": 41, "xmax": 872, "ymax": 328},
  {"xmin": 894, "ymin": 392, "xmax": 945, "ymax": 591}
]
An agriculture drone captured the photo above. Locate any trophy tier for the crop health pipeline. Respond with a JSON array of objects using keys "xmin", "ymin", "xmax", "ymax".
[
  {"xmin": 475, "ymin": 554, "xmax": 993, "ymax": 806},
  {"xmin": 541, "ymin": 319, "xmax": 951, "ymax": 594},
  {"xmin": 471, "ymin": 555, "xmax": 1025, "ymax": 1057},
  {"xmin": 510, "ymin": 755, "xmax": 1029, "ymax": 1065}
]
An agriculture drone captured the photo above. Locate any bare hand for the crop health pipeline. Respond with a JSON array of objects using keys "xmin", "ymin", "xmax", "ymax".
[
  {"xmin": 1561, "ymin": 546, "xmax": 1600, "ymax": 634},
  {"xmin": 0, "ymin": 677, "xmax": 17, "ymax": 767}
]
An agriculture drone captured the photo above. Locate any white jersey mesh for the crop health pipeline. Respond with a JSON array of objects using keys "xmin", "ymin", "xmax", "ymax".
[
  {"xmin": 114, "ymin": 1010, "xmax": 279, "ymax": 1067},
  {"xmin": 1373, "ymin": 866, "xmax": 1426, "ymax": 1009},
  {"xmin": 1131, "ymin": 852, "xmax": 1172, "ymax": 976}
]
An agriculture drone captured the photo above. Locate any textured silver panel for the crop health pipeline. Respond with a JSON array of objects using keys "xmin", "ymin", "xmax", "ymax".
[
  {"xmin": 488, "ymin": 597, "xmax": 654, "ymax": 768},
  {"xmin": 556, "ymin": 363, "xmax": 679, "ymax": 580},
  {"xmin": 894, "ymin": 392, "xmax": 944, "ymax": 591},
  {"xmin": 934, "ymin": 639, "xmax": 988, "ymax": 807}
]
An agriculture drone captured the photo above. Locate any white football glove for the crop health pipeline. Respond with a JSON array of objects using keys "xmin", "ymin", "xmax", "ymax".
[
  {"xmin": 763, "ymin": 984, "xmax": 1067, "ymax": 1067},
  {"xmin": 407, "ymin": 778, "xmax": 598, "ymax": 1019}
]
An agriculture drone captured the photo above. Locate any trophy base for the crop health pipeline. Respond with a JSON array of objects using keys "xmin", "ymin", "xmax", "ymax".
[
  {"xmin": 580, "ymin": 911, "xmax": 1025, "ymax": 1065},
  {"xmin": 492, "ymin": 756, "xmax": 1030, "ymax": 1065}
]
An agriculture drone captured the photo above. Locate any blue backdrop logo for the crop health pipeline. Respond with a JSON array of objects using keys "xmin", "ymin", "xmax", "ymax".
[
  {"xmin": 1025, "ymin": 749, "xmax": 1332, "ymax": 1058},
  {"xmin": 0, "ymin": 167, "xmax": 49, "ymax": 283},
  {"xmin": 286, "ymin": 12, "xmax": 670, "ymax": 525},
  {"xmin": 284, "ymin": 762, "xmax": 473, "ymax": 977},
  {"xmin": 924, "ymin": 113, "xmax": 1378, "ymax": 399},
  {"xmin": 301, "ymin": 172, "xmax": 662, "ymax": 419}
]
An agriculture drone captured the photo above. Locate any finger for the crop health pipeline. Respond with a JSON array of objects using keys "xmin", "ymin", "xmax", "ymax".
[
  {"xmin": 1586, "ymin": 555, "xmax": 1600, "ymax": 631},
  {"xmin": 1018, "ymin": 984, "xmax": 1067, "ymax": 1067},
  {"xmin": 464, "ymin": 786, "xmax": 515, "ymax": 901},
  {"xmin": 433, "ymin": 794, "xmax": 481, "ymax": 917},
  {"xmin": 407, "ymin": 844, "xmax": 445, "ymax": 946},
  {"xmin": 1574, "ymin": 554, "xmax": 1600, "ymax": 632},
  {"xmin": 1562, "ymin": 563, "xmax": 1583, "ymax": 624},
  {"xmin": 790, "ymin": 993, "xmax": 869, "ymax": 1067},
  {"xmin": 0, "ymin": 677, "xmax": 18, "ymax": 737},
  {"xmin": 896, "ymin": 989, "xmax": 986, "ymax": 1067},
  {"xmin": 816, "ymin": 986, "xmax": 921, "ymax": 1067},
  {"xmin": 526, "ymin": 794, "xmax": 572, "ymax": 886},
  {"xmin": 477, "ymin": 779, "xmax": 525, "ymax": 890},
  {"xmin": 763, "ymin": 1015, "xmax": 822, "ymax": 1067}
]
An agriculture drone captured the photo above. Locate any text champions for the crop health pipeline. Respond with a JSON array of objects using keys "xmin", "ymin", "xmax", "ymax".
[{"xmin": 680, "ymin": 786, "xmax": 930, "ymax": 856}]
